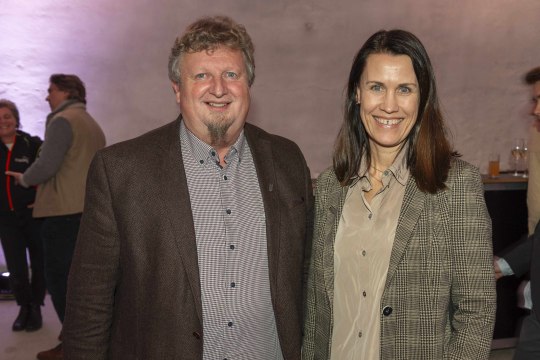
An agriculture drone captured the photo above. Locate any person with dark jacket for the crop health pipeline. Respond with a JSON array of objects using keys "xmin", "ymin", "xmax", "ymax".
[
  {"xmin": 494, "ymin": 66, "xmax": 540, "ymax": 360},
  {"xmin": 0, "ymin": 99, "xmax": 44, "ymax": 332},
  {"xmin": 7, "ymin": 74, "xmax": 106, "ymax": 360}
]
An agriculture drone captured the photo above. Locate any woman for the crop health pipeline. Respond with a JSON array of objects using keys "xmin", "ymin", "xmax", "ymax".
[
  {"xmin": 0, "ymin": 99, "xmax": 44, "ymax": 331},
  {"xmin": 303, "ymin": 30, "xmax": 496, "ymax": 359}
]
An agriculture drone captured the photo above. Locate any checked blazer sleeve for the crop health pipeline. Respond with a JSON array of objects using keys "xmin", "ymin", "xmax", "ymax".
[{"xmin": 441, "ymin": 160, "xmax": 497, "ymax": 359}]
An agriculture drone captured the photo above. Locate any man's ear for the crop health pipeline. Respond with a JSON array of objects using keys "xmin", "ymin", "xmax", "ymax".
[{"xmin": 171, "ymin": 82, "xmax": 181, "ymax": 104}]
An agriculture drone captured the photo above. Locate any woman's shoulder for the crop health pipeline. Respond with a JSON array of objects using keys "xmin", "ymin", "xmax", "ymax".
[
  {"xmin": 315, "ymin": 167, "xmax": 339, "ymax": 187},
  {"xmin": 16, "ymin": 130, "xmax": 42, "ymax": 147},
  {"xmin": 445, "ymin": 157, "xmax": 482, "ymax": 190}
]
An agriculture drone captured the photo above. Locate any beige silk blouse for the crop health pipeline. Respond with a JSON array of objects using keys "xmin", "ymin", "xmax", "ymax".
[{"xmin": 330, "ymin": 149, "xmax": 409, "ymax": 360}]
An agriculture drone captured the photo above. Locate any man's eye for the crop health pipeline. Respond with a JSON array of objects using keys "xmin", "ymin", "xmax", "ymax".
[
  {"xmin": 225, "ymin": 72, "xmax": 238, "ymax": 79},
  {"xmin": 194, "ymin": 73, "xmax": 206, "ymax": 79}
]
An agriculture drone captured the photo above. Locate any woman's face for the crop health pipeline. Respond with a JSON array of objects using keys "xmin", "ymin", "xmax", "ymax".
[
  {"xmin": 0, "ymin": 107, "xmax": 18, "ymax": 142},
  {"xmin": 356, "ymin": 53, "xmax": 419, "ymax": 153}
]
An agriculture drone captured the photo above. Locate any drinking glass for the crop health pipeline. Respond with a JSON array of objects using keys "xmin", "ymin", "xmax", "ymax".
[
  {"xmin": 488, "ymin": 153, "xmax": 500, "ymax": 178},
  {"xmin": 522, "ymin": 143, "xmax": 528, "ymax": 178},
  {"xmin": 511, "ymin": 138, "xmax": 525, "ymax": 176}
]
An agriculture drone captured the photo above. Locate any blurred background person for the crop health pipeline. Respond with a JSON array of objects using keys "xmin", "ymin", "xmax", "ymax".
[
  {"xmin": 494, "ymin": 66, "xmax": 540, "ymax": 360},
  {"xmin": 0, "ymin": 99, "xmax": 44, "ymax": 332},
  {"xmin": 303, "ymin": 30, "xmax": 496, "ymax": 359},
  {"xmin": 7, "ymin": 74, "xmax": 105, "ymax": 360},
  {"xmin": 526, "ymin": 66, "xmax": 540, "ymax": 237}
]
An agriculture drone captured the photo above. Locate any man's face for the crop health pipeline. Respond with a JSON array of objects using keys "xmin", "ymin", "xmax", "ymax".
[
  {"xmin": 530, "ymin": 81, "xmax": 540, "ymax": 131},
  {"xmin": 532, "ymin": 81, "xmax": 540, "ymax": 120},
  {"xmin": 172, "ymin": 46, "xmax": 250, "ymax": 148},
  {"xmin": 46, "ymin": 83, "xmax": 70, "ymax": 111}
]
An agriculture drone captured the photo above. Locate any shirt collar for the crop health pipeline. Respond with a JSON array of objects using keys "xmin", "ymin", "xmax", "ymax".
[
  {"xmin": 179, "ymin": 120, "xmax": 247, "ymax": 167},
  {"xmin": 386, "ymin": 145, "xmax": 410, "ymax": 186},
  {"xmin": 47, "ymin": 99, "xmax": 83, "ymax": 121},
  {"xmin": 354, "ymin": 143, "xmax": 410, "ymax": 189}
]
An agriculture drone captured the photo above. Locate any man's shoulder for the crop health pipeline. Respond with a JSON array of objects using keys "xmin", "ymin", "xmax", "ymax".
[
  {"xmin": 100, "ymin": 119, "xmax": 179, "ymax": 159},
  {"xmin": 52, "ymin": 102, "xmax": 86, "ymax": 118},
  {"xmin": 244, "ymin": 123, "xmax": 302, "ymax": 154}
]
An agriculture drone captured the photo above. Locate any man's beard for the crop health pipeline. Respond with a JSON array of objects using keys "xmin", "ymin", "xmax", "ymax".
[{"xmin": 206, "ymin": 116, "xmax": 234, "ymax": 147}]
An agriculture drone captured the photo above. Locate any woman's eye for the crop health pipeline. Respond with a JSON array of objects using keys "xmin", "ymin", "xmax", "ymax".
[
  {"xmin": 370, "ymin": 84, "xmax": 383, "ymax": 92},
  {"xmin": 398, "ymin": 86, "xmax": 411, "ymax": 94}
]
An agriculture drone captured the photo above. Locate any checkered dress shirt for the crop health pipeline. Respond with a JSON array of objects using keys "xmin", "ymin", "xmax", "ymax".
[{"xmin": 180, "ymin": 122, "xmax": 284, "ymax": 360}]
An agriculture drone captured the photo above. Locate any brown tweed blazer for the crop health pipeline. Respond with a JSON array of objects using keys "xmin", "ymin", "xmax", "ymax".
[
  {"xmin": 303, "ymin": 158, "xmax": 496, "ymax": 360},
  {"xmin": 62, "ymin": 118, "xmax": 314, "ymax": 359}
]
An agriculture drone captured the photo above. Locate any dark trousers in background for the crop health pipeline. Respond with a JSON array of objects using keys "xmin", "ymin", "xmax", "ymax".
[
  {"xmin": 41, "ymin": 213, "xmax": 81, "ymax": 323},
  {"xmin": 514, "ymin": 312, "xmax": 540, "ymax": 360},
  {"xmin": 0, "ymin": 208, "xmax": 45, "ymax": 306}
]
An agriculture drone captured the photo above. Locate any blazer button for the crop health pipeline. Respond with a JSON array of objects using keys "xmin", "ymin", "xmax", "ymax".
[
  {"xmin": 192, "ymin": 331, "xmax": 201, "ymax": 339},
  {"xmin": 382, "ymin": 306, "xmax": 393, "ymax": 316}
]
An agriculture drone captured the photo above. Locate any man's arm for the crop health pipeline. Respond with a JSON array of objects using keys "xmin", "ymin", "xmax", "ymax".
[
  {"xmin": 498, "ymin": 234, "xmax": 533, "ymax": 278},
  {"xmin": 6, "ymin": 119, "xmax": 72, "ymax": 187},
  {"xmin": 7, "ymin": 118, "xmax": 72, "ymax": 187},
  {"xmin": 63, "ymin": 152, "xmax": 120, "ymax": 359}
]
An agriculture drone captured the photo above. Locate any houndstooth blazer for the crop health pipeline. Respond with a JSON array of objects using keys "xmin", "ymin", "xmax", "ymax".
[{"xmin": 303, "ymin": 158, "xmax": 496, "ymax": 360}]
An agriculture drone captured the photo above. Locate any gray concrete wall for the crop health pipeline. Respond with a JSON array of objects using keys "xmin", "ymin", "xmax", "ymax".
[{"xmin": 1, "ymin": 0, "xmax": 539, "ymax": 175}]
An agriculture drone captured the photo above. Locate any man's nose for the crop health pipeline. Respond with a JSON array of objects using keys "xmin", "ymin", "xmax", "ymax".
[
  {"xmin": 533, "ymin": 101, "xmax": 540, "ymax": 118},
  {"xmin": 210, "ymin": 77, "xmax": 227, "ymax": 97}
]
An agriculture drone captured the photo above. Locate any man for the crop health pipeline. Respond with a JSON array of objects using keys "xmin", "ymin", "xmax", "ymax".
[
  {"xmin": 495, "ymin": 66, "xmax": 540, "ymax": 360},
  {"xmin": 526, "ymin": 67, "xmax": 540, "ymax": 236},
  {"xmin": 7, "ymin": 74, "xmax": 106, "ymax": 360},
  {"xmin": 62, "ymin": 16, "xmax": 313, "ymax": 359}
]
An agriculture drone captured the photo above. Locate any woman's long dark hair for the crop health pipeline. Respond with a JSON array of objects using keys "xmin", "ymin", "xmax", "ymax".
[{"xmin": 333, "ymin": 30, "xmax": 455, "ymax": 194}]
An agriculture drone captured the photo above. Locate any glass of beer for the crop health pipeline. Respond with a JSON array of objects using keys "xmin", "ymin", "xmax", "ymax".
[{"xmin": 488, "ymin": 153, "xmax": 500, "ymax": 178}]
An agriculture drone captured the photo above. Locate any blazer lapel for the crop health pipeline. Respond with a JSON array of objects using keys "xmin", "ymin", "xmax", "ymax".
[
  {"xmin": 322, "ymin": 179, "xmax": 348, "ymax": 307},
  {"xmin": 244, "ymin": 125, "xmax": 280, "ymax": 293},
  {"xmin": 155, "ymin": 119, "xmax": 202, "ymax": 324},
  {"xmin": 384, "ymin": 178, "xmax": 426, "ymax": 288}
]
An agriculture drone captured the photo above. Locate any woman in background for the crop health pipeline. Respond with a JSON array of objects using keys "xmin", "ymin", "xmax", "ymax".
[
  {"xmin": 303, "ymin": 30, "xmax": 496, "ymax": 359},
  {"xmin": 0, "ymin": 99, "xmax": 44, "ymax": 331}
]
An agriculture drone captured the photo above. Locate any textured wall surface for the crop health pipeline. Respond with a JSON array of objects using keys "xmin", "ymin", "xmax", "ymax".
[{"xmin": 1, "ymin": 0, "xmax": 539, "ymax": 175}]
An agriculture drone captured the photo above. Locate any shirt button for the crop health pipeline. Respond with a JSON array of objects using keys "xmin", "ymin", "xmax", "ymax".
[
  {"xmin": 211, "ymin": 151, "xmax": 216, "ymax": 156},
  {"xmin": 226, "ymin": 209, "xmax": 231, "ymax": 214},
  {"xmin": 229, "ymin": 244, "xmax": 235, "ymax": 250},
  {"xmin": 368, "ymin": 213, "xmax": 372, "ymax": 219},
  {"xmin": 228, "ymin": 322, "xmax": 233, "ymax": 327},
  {"xmin": 224, "ymin": 175, "xmax": 228, "ymax": 180},
  {"xmin": 363, "ymin": 291, "xmax": 367, "ymax": 297},
  {"xmin": 362, "ymin": 250, "xmax": 366, "ymax": 256},
  {"xmin": 358, "ymin": 331, "xmax": 362, "ymax": 338},
  {"xmin": 199, "ymin": 160, "xmax": 204, "ymax": 164},
  {"xmin": 383, "ymin": 170, "xmax": 389, "ymax": 176},
  {"xmin": 231, "ymin": 282, "xmax": 236, "ymax": 288}
]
